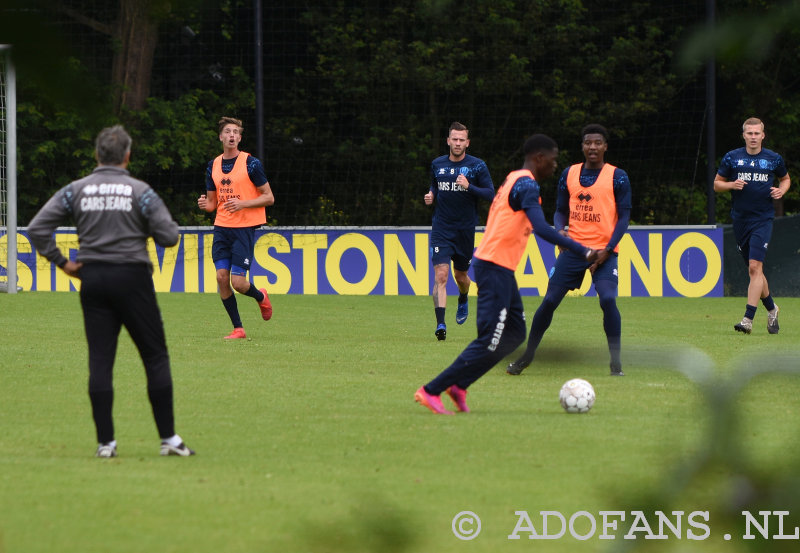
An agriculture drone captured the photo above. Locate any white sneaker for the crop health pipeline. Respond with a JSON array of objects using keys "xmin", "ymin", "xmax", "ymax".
[
  {"xmin": 767, "ymin": 305, "xmax": 780, "ymax": 334},
  {"xmin": 160, "ymin": 442, "xmax": 195, "ymax": 456},
  {"xmin": 95, "ymin": 443, "xmax": 117, "ymax": 458},
  {"xmin": 734, "ymin": 317, "xmax": 753, "ymax": 334}
]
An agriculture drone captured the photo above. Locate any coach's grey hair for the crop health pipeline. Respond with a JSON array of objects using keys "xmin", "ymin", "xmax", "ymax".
[{"xmin": 95, "ymin": 125, "xmax": 132, "ymax": 166}]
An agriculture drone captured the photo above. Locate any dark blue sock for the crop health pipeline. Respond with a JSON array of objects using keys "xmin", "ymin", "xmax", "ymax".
[
  {"xmin": 518, "ymin": 285, "xmax": 568, "ymax": 365},
  {"xmin": 458, "ymin": 292, "xmax": 468, "ymax": 305},
  {"xmin": 744, "ymin": 304, "xmax": 757, "ymax": 320},
  {"xmin": 222, "ymin": 294, "xmax": 242, "ymax": 328},
  {"xmin": 607, "ymin": 335, "xmax": 621, "ymax": 368},
  {"xmin": 435, "ymin": 307, "xmax": 445, "ymax": 325},
  {"xmin": 761, "ymin": 295, "xmax": 775, "ymax": 312},
  {"xmin": 243, "ymin": 284, "xmax": 264, "ymax": 302},
  {"xmin": 596, "ymin": 280, "xmax": 622, "ymax": 368}
]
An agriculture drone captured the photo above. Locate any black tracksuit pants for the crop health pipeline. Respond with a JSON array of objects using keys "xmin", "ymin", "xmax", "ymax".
[{"xmin": 79, "ymin": 263, "xmax": 175, "ymax": 443}]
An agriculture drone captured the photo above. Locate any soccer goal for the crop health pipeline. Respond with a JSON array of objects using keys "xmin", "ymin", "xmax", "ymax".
[{"xmin": 0, "ymin": 44, "xmax": 18, "ymax": 293}]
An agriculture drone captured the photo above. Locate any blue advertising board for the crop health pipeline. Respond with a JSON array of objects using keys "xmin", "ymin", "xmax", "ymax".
[{"xmin": 4, "ymin": 226, "xmax": 722, "ymax": 297}]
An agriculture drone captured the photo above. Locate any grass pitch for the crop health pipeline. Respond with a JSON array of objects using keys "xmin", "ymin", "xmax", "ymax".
[{"xmin": 1, "ymin": 293, "xmax": 799, "ymax": 553}]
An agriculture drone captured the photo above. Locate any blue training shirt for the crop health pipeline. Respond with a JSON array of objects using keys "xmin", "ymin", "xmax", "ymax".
[
  {"xmin": 717, "ymin": 147, "xmax": 788, "ymax": 221},
  {"xmin": 430, "ymin": 154, "xmax": 494, "ymax": 232},
  {"xmin": 205, "ymin": 155, "xmax": 269, "ymax": 192}
]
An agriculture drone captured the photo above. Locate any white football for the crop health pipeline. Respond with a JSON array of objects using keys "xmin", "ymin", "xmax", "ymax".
[{"xmin": 559, "ymin": 378, "xmax": 595, "ymax": 413}]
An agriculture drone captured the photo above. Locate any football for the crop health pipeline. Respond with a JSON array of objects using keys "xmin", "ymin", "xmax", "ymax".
[{"xmin": 559, "ymin": 378, "xmax": 595, "ymax": 413}]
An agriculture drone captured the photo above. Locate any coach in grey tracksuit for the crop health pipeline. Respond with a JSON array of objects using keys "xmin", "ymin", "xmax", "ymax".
[{"xmin": 27, "ymin": 125, "xmax": 194, "ymax": 458}]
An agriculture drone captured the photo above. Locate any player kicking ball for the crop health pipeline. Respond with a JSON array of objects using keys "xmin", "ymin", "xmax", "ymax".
[{"xmin": 415, "ymin": 134, "xmax": 600, "ymax": 414}]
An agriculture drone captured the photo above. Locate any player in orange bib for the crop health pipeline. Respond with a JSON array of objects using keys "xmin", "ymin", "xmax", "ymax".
[
  {"xmin": 198, "ymin": 117, "xmax": 275, "ymax": 339},
  {"xmin": 507, "ymin": 124, "xmax": 631, "ymax": 377},
  {"xmin": 415, "ymin": 134, "xmax": 600, "ymax": 414}
]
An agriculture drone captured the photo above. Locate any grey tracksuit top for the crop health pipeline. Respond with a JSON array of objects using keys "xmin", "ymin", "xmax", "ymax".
[{"xmin": 27, "ymin": 166, "xmax": 179, "ymax": 272}]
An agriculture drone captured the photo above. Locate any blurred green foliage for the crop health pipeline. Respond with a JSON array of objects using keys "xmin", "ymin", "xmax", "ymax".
[{"xmin": 3, "ymin": 0, "xmax": 799, "ymax": 226}]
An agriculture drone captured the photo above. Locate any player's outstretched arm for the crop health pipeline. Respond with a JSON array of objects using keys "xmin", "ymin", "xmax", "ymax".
[{"xmin": 525, "ymin": 204, "xmax": 591, "ymax": 257}]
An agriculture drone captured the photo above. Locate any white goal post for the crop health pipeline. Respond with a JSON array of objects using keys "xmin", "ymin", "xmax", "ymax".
[{"xmin": 1, "ymin": 44, "xmax": 18, "ymax": 293}]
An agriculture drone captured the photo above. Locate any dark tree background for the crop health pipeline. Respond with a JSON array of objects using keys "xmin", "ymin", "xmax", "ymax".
[{"xmin": 1, "ymin": 0, "xmax": 798, "ymax": 226}]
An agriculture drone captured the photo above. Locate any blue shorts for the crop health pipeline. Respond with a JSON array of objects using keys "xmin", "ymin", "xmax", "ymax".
[
  {"xmin": 549, "ymin": 249, "xmax": 618, "ymax": 290},
  {"xmin": 733, "ymin": 219, "xmax": 772, "ymax": 264},
  {"xmin": 212, "ymin": 226, "xmax": 256, "ymax": 276},
  {"xmin": 430, "ymin": 228, "xmax": 474, "ymax": 272}
]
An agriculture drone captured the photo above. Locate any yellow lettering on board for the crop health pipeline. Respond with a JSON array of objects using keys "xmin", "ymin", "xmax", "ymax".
[
  {"xmin": 383, "ymin": 233, "xmax": 428, "ymax": 296},
  {"xmin": 35, "ymin": 251, "xmax": 52, "ymax": 291},
  {"xmin": 516, "ymin": 235, "xmax": 550, "ymax": 296},
  {"xmin": 149, "ymin": 237, "xmax": 179, "ymax": 292},
  {"xmin": 326, "ymin": 233, "xmax": 381, "ymax": 295},
  {"xmin": 54, "ymin": 233, "xmax": 80, "ymax": 291},
  {"xmin": 0, "ymin": 233, "xmax": 33, "ymax": 291},
  {"xmin": 665, "ymin": 232, "xmax": 721, "ymax": 297},
  {"xmin": 182, "ymin": 233, "xmax": 199, "ymax": 293},
  {"xmin": 253, "ymin": 233, "xmax": 292, "ymax": 294},
  {"xmin": 618, "ymin": 233, "xmax": 662, "ymax": 297},
  {"xmin": 467, "ymin": 233, "xmax": 486, "ymax": 296},
  {"xmin": 292, "ymin": 234, "xmax": 328, "ymax": 295},
  {"xmin": 202, "ymin": 233, "xmax": 216, "ymax": 293}
]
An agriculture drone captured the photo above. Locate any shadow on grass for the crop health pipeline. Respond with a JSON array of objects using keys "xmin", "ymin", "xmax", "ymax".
[{"xmin": 298, "ymin": 497, "xmax": 418, "ymax": 553}]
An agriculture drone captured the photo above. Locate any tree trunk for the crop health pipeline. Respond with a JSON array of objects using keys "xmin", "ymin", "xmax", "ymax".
[{"xmin": 112, "ymin": 0, "xmax": 159, "ymax": 113}]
